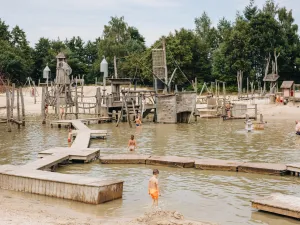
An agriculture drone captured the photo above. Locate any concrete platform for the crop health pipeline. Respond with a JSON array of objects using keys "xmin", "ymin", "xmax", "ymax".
[
  {"xmin": 0, "ymin": 165, "xmax": 123, "ymax": 204},
  {"xmin": 146, "ymin": 156, "xmax": 195, "ymax": 168},
  {"xmin": 100, "ymin": 154, "xmax": 151, "ymax": 164},
  {"xmin": 195, "ymin": 159, "xmax": 242, "ymax": 172},
  {"xmin": 252, "ymin": 193, "xmax": 300, "ymax": 219},
  {"xmin": 238, "ymin": 163, "xmax": 287, "ymax": 175}
]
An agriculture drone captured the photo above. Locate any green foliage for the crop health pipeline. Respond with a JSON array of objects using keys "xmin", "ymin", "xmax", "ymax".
[{"xmin": 1, "ymin": 0, "xmax": 300, "ymax": 87}]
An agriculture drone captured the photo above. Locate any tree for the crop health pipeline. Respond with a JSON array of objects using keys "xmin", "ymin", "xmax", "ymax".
[{"xmin": 0, "ymin": 19, "xmax": 11, "ymax": 41}]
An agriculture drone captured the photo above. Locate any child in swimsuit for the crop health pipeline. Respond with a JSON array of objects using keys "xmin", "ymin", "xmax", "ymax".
[
  {"xmin": 148, "ymin": 169, "xmax": 160, "ymax": 207},
  {"xmin": 128, "ymin": 135, "xmax": 137, "ymax": 151},
  {"xmin": 135, "ymin": 116, "xmax": 142, "ymax": 127}
]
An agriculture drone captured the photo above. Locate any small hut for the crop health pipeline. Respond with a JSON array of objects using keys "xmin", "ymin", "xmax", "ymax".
[
  {"xmin": 263, "ymin": 74, "xmax": 279, "ymax": 93},
  {"xmin": 280, "ymin": 81, "xmax": 294, "ymax": 98}
]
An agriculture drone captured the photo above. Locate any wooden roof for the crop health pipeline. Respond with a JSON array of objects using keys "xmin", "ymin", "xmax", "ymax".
[
  {"xmin": 56, "ymin": 52, "xmax": 66, "ymax": 59},
  {"xmin": 263, "ymin": 74, "xmax": 279, "ymax": 82},
  {"xmin": 280, "ymin": 81, "xmax": 294, "ymax": 89}
]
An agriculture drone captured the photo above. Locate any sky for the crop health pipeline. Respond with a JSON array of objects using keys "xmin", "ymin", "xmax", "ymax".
[{"xmin": 0, "ymin": 0, "xmax": 299, "ymax": 47}]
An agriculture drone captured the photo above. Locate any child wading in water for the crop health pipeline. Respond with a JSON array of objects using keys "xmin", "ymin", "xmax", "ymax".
[
  {"xmin": 148, "ymin": 169, "xmax": 160, "ymax": 207},
  {"xmin": 128, "ymin": 135, "xmax": 137, "ymax": 151}
]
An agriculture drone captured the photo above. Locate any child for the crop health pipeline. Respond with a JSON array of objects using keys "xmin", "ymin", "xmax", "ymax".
[
  {"xmin": 148, "ymin": 169, "xmax": 160, "ymax": 207},
  {"xmin": 128, "ymin": 135, "xmax": 137, "ymax": 151},
  {"xmin": 135, "ymin": 115, "xmax": 142, "ymax": 127}
]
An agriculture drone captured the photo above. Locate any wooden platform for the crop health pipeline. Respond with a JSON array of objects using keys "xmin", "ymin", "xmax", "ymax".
[
  {"xmin": 146, "ymin": 156, "xmax": 195, "ymax": 168},
  {"xmin": 252, "ymin": 193, "xmax": 300, "ymax": 219},
  {"xmin": 286, "ymin": 163, "xmax": 300, "ymax": 173},
  {"xmin": 38, "ymin": 147, "xmax": 100, "ymax": 163},
  {"xmin": 195, "ymin": 159, "xmax": 242, "ymax": 172},
  {"xmin": 238, "ymin": 163, "xmax": 287, "ymax": 175},
  {"xmin": 100, "ymin": 154, "xmax": 150, "ymax": 164},
  {"xmin": 0, "ymin": 120, "xmax": 123, "ymax": 204},
  {"xmin": 0, "ymin": 165, "xmax": 123, "ymax": 204}
]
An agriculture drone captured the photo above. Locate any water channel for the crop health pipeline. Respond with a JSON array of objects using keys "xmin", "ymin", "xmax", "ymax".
[{"xmin": 1, "ymin": 118, "xmax": 300, "ymax": 224}]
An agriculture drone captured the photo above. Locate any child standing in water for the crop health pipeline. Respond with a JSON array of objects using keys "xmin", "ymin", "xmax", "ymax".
[
  {"xmin": 128, "ymin": 135, "xmax": 137, "ymax": 151},
  {"xmin": 148, "ymin": 169, "xmax": 160, "ymax": 207}
]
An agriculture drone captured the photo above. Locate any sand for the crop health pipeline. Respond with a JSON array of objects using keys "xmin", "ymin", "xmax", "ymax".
[{"xmin": 0, "ymin": 189, "xmax": 214, "ymax": 225}]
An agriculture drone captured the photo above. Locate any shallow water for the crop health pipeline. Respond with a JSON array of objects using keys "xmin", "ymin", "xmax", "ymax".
[{"xmin": 1, "ymin": 119, "xmax": 300, "ymax": 224}]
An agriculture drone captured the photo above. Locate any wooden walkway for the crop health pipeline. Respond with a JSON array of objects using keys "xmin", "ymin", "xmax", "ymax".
[
  {"xmin": 99, "ymin": 154, "xmax": 288, "ymax": 174},
  {"xmin": 0, "ymin": 120, "xmax": 123, "ymax": 204},
  {"xmin": 252, "ymin": 193, "xmax": 300, "ymax": 219}
]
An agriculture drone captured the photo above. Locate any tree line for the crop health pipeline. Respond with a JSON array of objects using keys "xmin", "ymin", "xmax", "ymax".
[{"xmin": 0, "ymin": 0, "xmax": 300, "ymax": 90}]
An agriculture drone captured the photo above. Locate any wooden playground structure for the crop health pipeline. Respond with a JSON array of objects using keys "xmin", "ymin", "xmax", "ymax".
[{"xmin": 0, "ymin": 77, "xmax": 26, "ymax": 132}]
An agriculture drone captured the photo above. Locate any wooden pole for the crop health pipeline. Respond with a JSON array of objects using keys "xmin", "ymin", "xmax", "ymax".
[
  {"xmin": 254, "ymin": 104, "xmax": 258, "ymax": 120},
  {"xmin": 33, "ymin": 81, "xmax": 37, "ymax": 104},
  {"xmin": 64, "ymin": 86, "xmax": 67, "ymax": 119},
  {"xmin": 75, "ymin": 86, "xmax": 79, "ymax": 119},
  {"xmin": 6, "ymin": 88, "xmax": 12, "ymax": 132},
  {"xmin": 56, "ymin": 87, "xmax": 60, "ymax": 119},
  {"xmin": 247, "ymin": 77, "xmax": 249, "ymax": 98},
  {"xmin": 17, "ymin": 88, "xmax": 20, "ymax": 128},
  {"xmin": 10, "ymin": 83, "xmax": 15, "ymax": 120},
  {"xmin": 114, "ymin": 56, "xmax": 118, "ymax": 78},
  {"xmin": 162, "ymin": 38, "xmax": 168, "ymax": 93},
  {"xmin": 41, "ymin": 87, "xmax": 46, "ymax": 124},
  {"xmin": 20, "ymin": 88, "xmax": 25, "ymax": 126}
]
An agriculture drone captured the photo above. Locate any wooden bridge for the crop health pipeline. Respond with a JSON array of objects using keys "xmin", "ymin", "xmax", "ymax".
[{"xmin": 0, "ymin": 120, "xmax": 123, "ymax": 204}]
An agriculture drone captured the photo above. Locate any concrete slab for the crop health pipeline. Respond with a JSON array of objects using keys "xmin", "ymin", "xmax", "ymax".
[
  {"xmin": 238, "ymin": 163, "xmax": 287, "ymax": 175},
  {"xmin": 252, "ymin": 193, "xmax": 300, "ymax": 219},
  {"xmin": 146, "ymin": 156, "xmax": 195, "ymax": 168},
  {"xmin": 195, "ymin": 159, "xmax": 242, "ymax": 172},
  {"xmin": 100, "ymin": 154, "xmax": 151, "ymax": 164}
]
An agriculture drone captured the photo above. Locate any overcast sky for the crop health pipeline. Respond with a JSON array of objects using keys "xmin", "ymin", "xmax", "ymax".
[{"xmin": 0, "ymin": 0, "xmax": 299, "ymax": 46}]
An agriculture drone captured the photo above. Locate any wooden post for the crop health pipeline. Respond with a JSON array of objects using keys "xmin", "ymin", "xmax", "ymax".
[
  {"xmin": 260, "ymin": 114, "xmax": 263, "ymax": 123},
  {"xmin": 64, "ymin": 86, "xmax": 67, "ymax": 119},
  {"xmin": 17, "ymin": 88, "xmax": 21, "ymax": 129},
  {"xmin": 254, "ymin": 104, "xmax": 258, "ymax": 120},
  {"xmin": 56, "ymin": 87, "xmax": 60, "ymax": 119},
  {"xmin": 247, "ymin": 77, "xmax": 249, "ymax": 98},
  {"xmin": 81, "ymin": 84, "xmax": 83, "ymax": 102},
  {"xmin": 194, "ymin": 77, "xmax": 197, "ymax": 93},
  {"xmin": 75, "ymin": 86, "xmax": 79, "ymax": 119},
  {"xmin": 10, "ymin": 83, "xmax": 15, "ymax": 120},
  {"xmin": 96, "ymin": 87, "xmax": 101, "ymax": 116},
  {"xmin": 20, "ymin": 88, "xmax": 25, "ymax": 126},
  {"xmin": 33, "ymin": 81, "xmax": 37, "ymax": 104},
  {"xmin": 6, "ymin": 88, "xmax": 12, "ymax": 132},
  {"xmin": 114, "ymin": 56, "xmax": 118, "ymax": 78},
  {"xmin": 162, "ymin": 38, "xmax": 168, "ymax": 93},
  {"xmin": 41, "ymin": 87, "xmax": 46, "ymax": 124}
]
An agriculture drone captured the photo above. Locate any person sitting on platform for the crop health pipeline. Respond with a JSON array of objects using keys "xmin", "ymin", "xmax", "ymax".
[{"xmin": 128, "ymin": 135, "xmax": 137, "ymax": 151}]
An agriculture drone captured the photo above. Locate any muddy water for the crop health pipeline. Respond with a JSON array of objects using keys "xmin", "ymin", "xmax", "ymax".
[{"xmin": 1, "ymin": 119, "xmax": 300, "ymax": 224}]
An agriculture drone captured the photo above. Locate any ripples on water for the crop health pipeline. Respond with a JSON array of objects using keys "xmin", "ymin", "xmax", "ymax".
[{"xmin": 1, "ymin": 119, "xmax": 300, "ymax": 224}]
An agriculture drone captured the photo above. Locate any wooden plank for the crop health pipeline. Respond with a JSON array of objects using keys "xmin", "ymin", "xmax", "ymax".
[
  {"xmin": 238, "ymin": 163, "xmax": 287, "ymax": 175},
  {"xmin": 195, "ymin": 159, "xmax": 242, "ymax": 172},
  {"xmin": 100, "ymin": 154, "xmax": 151, "ymax": 164},
  {"xmin": 286, "ymin": 163, "xmax": 300, "ymax": 173},
  {"xmin": 146, "ymin": 156, "xmax": 195, "ymax": 168},
  {"xmin": 252, "ymin": 193, "xmax": 300, "ymax": 219}
]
